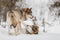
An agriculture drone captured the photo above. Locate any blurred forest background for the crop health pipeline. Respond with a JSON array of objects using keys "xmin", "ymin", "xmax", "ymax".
[{"xmin": 0, "ymin": 0, "xmax": 23, "ymax": 22}]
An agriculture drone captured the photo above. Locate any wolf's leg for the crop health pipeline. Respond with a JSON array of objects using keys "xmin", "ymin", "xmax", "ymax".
[
  {"xmin": 14, "ymin": 27, "xmax": 17, "ymax": 35},
  {"xmin": 8, "ymin": 25, "xmax": 11, "ymax": 34},
  {"xmin": 17, "ymin": 22, "xmax": 21, "ymax": 34}
]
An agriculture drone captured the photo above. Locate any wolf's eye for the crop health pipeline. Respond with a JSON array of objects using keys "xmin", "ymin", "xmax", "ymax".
[{"xmin": 11, "ymin": 15, "xmax": 13, "ymax": 17}]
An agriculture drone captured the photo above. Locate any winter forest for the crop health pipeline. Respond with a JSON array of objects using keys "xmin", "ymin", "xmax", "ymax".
[{"xmin": 0, "ymin": 0, "xmax": 60, "ymax": 40}]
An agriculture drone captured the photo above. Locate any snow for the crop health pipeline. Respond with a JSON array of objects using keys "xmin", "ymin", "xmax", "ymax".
[
  {"xmin": 0, "ymin": 25, "xmax": 60, "ymax": 40},
  {"xmin": 0, "ymin": 0, "xmax": 60, "ymax": 40}
]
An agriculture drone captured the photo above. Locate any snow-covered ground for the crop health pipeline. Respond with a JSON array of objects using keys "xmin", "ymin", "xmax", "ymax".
[{"xmin": 0, "ymin": 25, "xmax": 60, "ymax": 40}]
